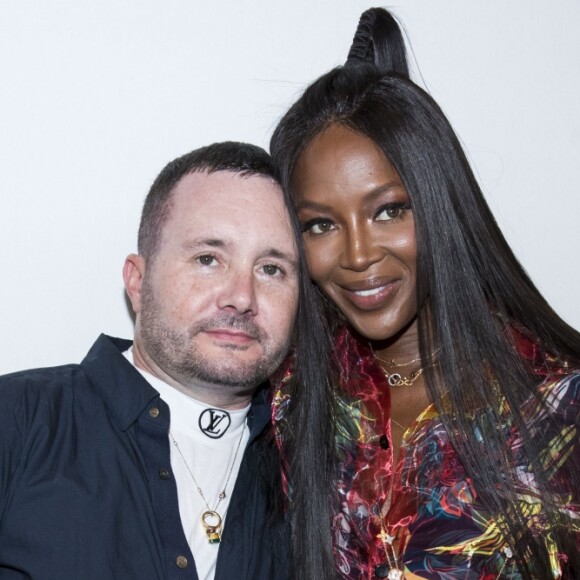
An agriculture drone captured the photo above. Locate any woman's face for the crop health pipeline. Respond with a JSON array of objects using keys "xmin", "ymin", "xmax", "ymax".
[{"xmin": 292, "ymin": 124, "xmax": 417, "ymax": 342}]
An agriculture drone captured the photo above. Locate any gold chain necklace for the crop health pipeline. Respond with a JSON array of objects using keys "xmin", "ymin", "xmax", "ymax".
[
  {"xmin": 375, "ymin": 355, "xmax": 422, "ymax": 368},
  {"xmin": 375, "ymin": 526, "xmax": 406, "ymax": 579},
  {"xmin": 385, "ymin": 367, "xmax": 424, "ymax": 387},
  {"xmin": 374, "ymin": 347, "xmax": 515, "ymax": 579},
  {"xmin": 169, "ymin": 423, "xmax": 246, "ymax": 544},
  {"xmin": 375, "ymin": 352, "xmax": 438, "ymax": 388},
  {"xmin": 373, "ymin": 351, "xmax": 428, "ymax": 576},
  {"xmin": 390, "ymin": 417, "xmax": 407, "ymax": 431},
  {"xmin": 373, "ymin": 354, "xmax": 425, "ymax": 577}
]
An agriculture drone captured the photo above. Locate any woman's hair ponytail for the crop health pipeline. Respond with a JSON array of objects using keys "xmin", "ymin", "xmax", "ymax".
[{"xmin": 346, "ymin": 8, "xmax": 409, "ymax": 75}]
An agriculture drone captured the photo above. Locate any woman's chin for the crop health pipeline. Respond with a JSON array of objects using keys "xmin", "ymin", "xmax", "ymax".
[{"xmin": 346, "ymin": 313, "xmax": 420, "ymax": 345}]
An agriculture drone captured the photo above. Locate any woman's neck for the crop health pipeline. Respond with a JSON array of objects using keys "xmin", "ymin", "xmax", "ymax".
[{"xmin": 370, "ymin": 315, "xmax": 421, "ymax": 366}]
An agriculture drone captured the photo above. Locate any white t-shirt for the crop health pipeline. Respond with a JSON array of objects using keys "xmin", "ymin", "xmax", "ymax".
[{"xmin": 123, "ymin": 349, "xmax": 250, "ymax": 580}]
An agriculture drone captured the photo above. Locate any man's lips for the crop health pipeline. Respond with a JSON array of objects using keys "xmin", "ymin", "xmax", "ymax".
[
  {"xmin": 204, "ymin": 328, "xmax": 257, "ymax": 344},
  {"xmin": 338, "ymin": 278, "xmax": 401, "ymax": 310}
]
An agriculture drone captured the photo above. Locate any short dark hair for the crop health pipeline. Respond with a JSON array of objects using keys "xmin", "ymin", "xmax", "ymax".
[{"xmin": 138, "ymin": 141, "xmax": 279, "ymax": 260}]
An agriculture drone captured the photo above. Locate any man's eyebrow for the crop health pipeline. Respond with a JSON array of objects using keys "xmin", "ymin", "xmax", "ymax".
[
  {"xmin": 181, "ymin": 238, "xmax": 229, "ymax": 251},
  {"xmin": 181, "ymin": 239, "xmax": 298, "ymax": 270},
  {"xmin": 263, "ymin": 248, "xmax": 298, "ymax": 270}
]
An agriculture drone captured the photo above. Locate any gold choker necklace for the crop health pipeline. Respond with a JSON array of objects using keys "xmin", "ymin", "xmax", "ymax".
[{"xmin": 376, "ymin": 355, "xmax": 422, "ymax": 368}]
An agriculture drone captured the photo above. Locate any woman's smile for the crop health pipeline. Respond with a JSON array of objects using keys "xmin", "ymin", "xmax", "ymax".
[{"xmin": 337, "ymin": 277, "xmax": 402, "ymax": 310}]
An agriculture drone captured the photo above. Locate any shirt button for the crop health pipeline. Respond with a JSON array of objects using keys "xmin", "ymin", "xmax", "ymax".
[
  {"xmin": 176, "ymin": 555, "xmax": 188, "ymax": 568},
  {"xmin": 149, "ymin": 407, "xmax": 160, "ymax": 418},
  {"xmin": 159, "ymin": 468, "xmax": 170, "ymax": 480},
  {"xmin": 379, "ymin": 435, "xmax": 389, "ymax": 449}
]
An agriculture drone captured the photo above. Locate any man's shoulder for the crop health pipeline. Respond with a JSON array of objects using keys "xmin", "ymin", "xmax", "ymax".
[
  {"xmin": 0, "ymin": 334, "xmax": 131, "ymax": 398},
  {"xmin": 0, "ymin": 363, "xmax": 91, "ymax": 414},
  {"xmin": 0, "ymin": 364, "xmax": 93, "ymax": 458},
  {"xmin": 0, "ymin": 362, "xmax": 85, "ymax": 390}
]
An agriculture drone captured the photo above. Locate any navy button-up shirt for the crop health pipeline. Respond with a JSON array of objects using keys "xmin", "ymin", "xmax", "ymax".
[{"xmin": 0, "ymin": 335, "xmax": 290, "ymax": 579}]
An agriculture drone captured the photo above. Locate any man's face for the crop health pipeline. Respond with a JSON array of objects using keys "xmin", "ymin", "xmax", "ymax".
[{"xmin": 129, "ymin": 171, "xmax": 299, "ymax": 394}]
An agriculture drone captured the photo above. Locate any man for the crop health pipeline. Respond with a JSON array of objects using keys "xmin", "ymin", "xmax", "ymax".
[{"xmin": 0, "ymin": 142, "xmax": 298, "ymax": 579}]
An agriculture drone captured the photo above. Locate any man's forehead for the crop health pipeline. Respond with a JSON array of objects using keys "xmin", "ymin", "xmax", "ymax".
[
  {"xmin": 174, "ymin": 169, "xmax": 282, "ymax": 196},
  {"xmin": 162, "ymin": 170, "xmax": 296, "ymax": 253},
  {"xmin": 170, "ymin": 171, "xmax": 287, "ymax": 217}
]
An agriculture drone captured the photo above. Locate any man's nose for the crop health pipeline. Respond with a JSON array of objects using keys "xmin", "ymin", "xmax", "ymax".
[{"xmin": 216, "ymin": 269, "xmax": 258, "ymax": 315}]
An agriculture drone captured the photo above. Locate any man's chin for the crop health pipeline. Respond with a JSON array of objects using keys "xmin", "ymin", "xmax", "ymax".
[
  {"xmin": 188, "ymin": 369, "xmax": 270, "ymax": 389},
  {"xmin": 178, "ymin": 353, "xmax": 273, "ymax": 388}
]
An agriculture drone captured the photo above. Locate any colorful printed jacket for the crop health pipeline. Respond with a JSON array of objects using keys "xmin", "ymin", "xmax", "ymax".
[{"xmin": 273, "ymin": 332, "xmax": 580, "ymax": 579}]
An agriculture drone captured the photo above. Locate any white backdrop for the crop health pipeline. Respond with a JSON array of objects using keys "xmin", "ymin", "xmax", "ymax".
[{"xmin": 0, "ymin": 0, "xmax": 578, "ymax": 374}]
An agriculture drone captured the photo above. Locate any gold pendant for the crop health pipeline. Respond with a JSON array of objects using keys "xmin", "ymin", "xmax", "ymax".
[
  {"xmin": 201, "ymin": 510, "xmax": 223, "ymax": 544},
  {"xmin": 205, "ymin": 529, "xmax": 221, "ymax": 544}
]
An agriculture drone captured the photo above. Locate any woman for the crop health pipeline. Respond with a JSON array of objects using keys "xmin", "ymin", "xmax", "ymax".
[{"xmin": 271, "ymin": 8, "xmax": 580, "ymax": 580}]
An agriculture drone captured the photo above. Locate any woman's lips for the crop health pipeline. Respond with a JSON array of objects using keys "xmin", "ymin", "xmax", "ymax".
[{"xmin": 339, "ymin": 279, "xmax": 401, "ymax": 310}]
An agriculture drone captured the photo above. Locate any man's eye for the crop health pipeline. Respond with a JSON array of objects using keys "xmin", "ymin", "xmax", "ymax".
[
  {"xmin": 263, "ymin": 264, "xmax": 282, "ymax": 277},
  {"xmin": 302, "ymin": 219, "xmax": 335, "ymax": 235},
  {"xmin": 197, "ymin": 255, "xmax": 216, "ymax": 266}
]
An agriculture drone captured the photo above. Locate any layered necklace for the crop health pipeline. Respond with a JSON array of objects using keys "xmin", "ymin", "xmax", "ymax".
[
  {"xmin": 372, "ymin": 353, "xmax": 429, "ymax": 578},
  {"xmin": 372, "ymin": 350, "xmax": 518, "ymax": 579},
  {"xmin": 375, "ymin": 354, "xmax": 425, "ymax": 387},
  {"xmin": 169, "ymin": 423, "xmax": 246, "ymax": 544}
]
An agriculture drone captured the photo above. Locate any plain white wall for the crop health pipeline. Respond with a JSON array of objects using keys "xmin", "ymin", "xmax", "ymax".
[{"xmin": 0, "ymin": 0, "xmax": 578, "ymax": 374}]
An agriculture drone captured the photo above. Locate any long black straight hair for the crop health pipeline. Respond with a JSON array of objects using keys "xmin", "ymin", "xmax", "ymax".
[{"xmin": 271, "ymin": 8, "xmax": 580, "ymax": 579}]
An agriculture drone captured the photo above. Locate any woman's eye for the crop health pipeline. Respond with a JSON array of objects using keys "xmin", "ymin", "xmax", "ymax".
[
  {"xmin": 376, "ymin": 204, "xmax": 408, "ymax": 222},
  {"xmin": 302, "ymin": 219, "xmax": 335, "ymax": 235}
]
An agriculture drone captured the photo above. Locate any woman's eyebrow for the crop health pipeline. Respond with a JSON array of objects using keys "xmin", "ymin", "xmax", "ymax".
[{"xmin": 295, "ymin": 180, "xmax": 403, "ymax": 211}]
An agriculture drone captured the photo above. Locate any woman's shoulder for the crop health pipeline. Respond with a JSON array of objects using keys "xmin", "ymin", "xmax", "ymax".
[{"xmin": 536, "ymin": 369, "xmax": 580, "ymax": 424}]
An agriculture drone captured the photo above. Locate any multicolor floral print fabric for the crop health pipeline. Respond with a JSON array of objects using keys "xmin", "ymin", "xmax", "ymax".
[
  {"xmin": 273, "ymin": 330, "xmax": 580, "ymax": 579},
  {"xmin": 335, "ymin": 340, "xmax": 579, "ymax": 578}
]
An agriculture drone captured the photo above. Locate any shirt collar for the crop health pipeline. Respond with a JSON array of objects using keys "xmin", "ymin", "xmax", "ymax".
[{"xmin": 81, "ymin": 334, "xmax": 273, "ymax": 439}]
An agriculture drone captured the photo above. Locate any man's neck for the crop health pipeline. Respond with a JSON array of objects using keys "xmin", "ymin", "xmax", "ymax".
[{"xmin": 130, "ymin": 339, "xmax": 254, "ymax": 410}]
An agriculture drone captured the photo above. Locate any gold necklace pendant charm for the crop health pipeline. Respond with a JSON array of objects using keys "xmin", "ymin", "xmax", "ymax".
[
  {"xmin": 374, "ymin": 563, "xmax": 405, "ymax": 579},
  {"xmin": 376, "ymin": 526, "xmax": 406, "ymax": 579},
  {"xmin": 169, "ymin": 422, "xmax": 247, "ymax": 544},
  {"xmin": 387, "ymin": 367, "xmax": 424, "ymax": 387},
  {"xmin": 201, "ymin": 510, "xmax": 223, "ymax": 544},
  {"xmin": 388, "ymin": 373, "xmax": 402, "ymax": 387},
  {"xmin": 205, "ymin": 528, "xmax": 221, "ymax": 544}
]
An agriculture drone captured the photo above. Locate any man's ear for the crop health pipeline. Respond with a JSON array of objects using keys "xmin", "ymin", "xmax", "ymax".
[{"xmin": 123, "ymin": 254, "xmax": 146, "ymax": 314}]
